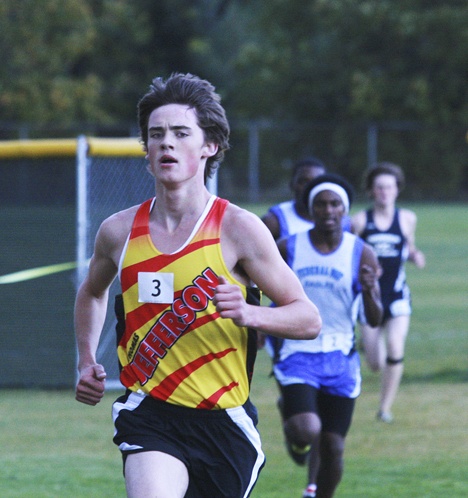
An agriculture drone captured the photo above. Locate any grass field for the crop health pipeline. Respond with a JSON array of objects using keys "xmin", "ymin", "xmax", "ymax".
[{"xmin": 1, "ymin": 202, "xmax": 467, "ymax": 497}]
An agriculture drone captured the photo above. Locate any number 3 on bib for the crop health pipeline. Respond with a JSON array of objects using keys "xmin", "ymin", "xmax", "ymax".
[{"xmin": 138, "ymin": 272, "xmax": 174, "ymax": 304}]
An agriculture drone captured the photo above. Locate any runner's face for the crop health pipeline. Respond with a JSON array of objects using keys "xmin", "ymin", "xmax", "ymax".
[
  {"xmin": 312, "ymin": 190, "xmax": 345, "ymax": 232},
  {"xmin": 145, "ymin": 104, "xmax": 217, "ymax": 185},
  {"xmin": 291, "ymin": 166, "xmax": 325, "ymax": 204},
  {"xmin": 371, "ymin": 174, "xmax": 399, "ymax": 207}
]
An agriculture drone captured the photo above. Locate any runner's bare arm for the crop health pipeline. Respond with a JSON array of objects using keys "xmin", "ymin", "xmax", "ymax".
[
  {"xmin": 219, "ymin": 205, "xmax": 321, "ymax": 340},
  {"xmin": 74, "ymin": 211, "xmax": 134, "ymax": 405},
  {"xmin": 359, "ymin": 244, "xmax": 383, "ymax": 327}
]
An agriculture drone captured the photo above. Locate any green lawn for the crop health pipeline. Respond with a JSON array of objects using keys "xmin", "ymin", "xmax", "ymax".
[{"xmin": 0, "ymin": 202, "xmax": 467, "ymax": 497}]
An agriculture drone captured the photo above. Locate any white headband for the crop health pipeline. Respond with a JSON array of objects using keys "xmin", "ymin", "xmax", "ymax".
[{"xmin": 308, "ymin": 182, "xmax": 350, "ymax": 214}]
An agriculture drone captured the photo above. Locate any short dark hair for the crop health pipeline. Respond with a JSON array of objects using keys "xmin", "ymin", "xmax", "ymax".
[
  {"xmin": 303, "ymin": 173, "xmax": 355, "ymax": 211},
  {"xmin": 137, "ymin": 73, "xmax": 230, "ymax": 180},
  {"xmin": 364, "ymin": 162, "xmax": 405, "ymax": 191},
  {"xmin": 292, "ymin": 156, "xmax": 326, "ymax": 178}
]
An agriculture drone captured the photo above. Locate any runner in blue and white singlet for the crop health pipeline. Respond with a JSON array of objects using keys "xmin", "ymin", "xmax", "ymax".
[
  {"xmin": 268, "ymin": 200, "xmax": 316, "ymax": 239},
  {"xmin": 273, "ymin": 230, "xmax": 364, "ymax": 398},
  {"xmin": 270, "ymin": 174, "xmax": 383, "ymax": 498},
  {"xmin": 262, "ymin": 157, "xmax": 326, "ymax": 241}
]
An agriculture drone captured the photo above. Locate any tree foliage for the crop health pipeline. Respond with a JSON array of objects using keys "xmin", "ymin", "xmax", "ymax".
[
  {"xmin": 0, "ymin": 0, "xmax": 466, "ymax": 196},
  {"xmin": 2, "ymin": 0, "xmax": 466, "ymax": 127},
  {"xmin": 194, "ymin": 0, "xmax": 467, "ymax": 197},
  {"xmin": 0, "ymin": 0, "xmax": 203, "ymax": 128},
  {"xmin": 203, "ymin": 0, "xmax": 468, "ymax": 127},
  {"xmin": 0, "ymin": 0, "xmax": 99, "ymax": 125}
]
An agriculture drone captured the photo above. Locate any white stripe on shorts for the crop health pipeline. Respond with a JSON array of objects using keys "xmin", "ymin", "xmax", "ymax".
[{"xmin": 226, "ymin": 405, "xmax": 265, "ymax": 498}]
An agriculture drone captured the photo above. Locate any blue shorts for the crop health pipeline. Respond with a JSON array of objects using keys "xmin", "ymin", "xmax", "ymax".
[
  {"xmin": 112, "ymin": 391, "xmax": 265, "ymax": 498},
  {"xmin": 273, "ymin": 350, "xmax": 361, "ymax": 399}
]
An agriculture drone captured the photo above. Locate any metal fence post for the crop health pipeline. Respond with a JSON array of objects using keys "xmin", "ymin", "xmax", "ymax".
[
  {"xmin": 248, "ymin": 120, "xmax": 260, "ymax": 203},
  {"xmin": 367, "ymin": 122, "xmax": 378, "ymax": 168}
]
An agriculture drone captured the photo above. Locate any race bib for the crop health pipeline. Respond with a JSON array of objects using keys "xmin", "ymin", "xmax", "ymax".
[
  {"xmin": 138, "ymin": 272, "xmax": 174, "ymax": 304},
  {"xmin": 322, "ymin": 333, "xmax": 341, "ymax": 353}
]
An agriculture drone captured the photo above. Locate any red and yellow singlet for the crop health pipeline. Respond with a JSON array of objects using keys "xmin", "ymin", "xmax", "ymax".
[{"xmin": 117, "ymin": 196, "xmax": 257, "ymax": 410}]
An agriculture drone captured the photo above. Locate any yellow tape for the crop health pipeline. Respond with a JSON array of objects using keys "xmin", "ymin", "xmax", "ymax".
[{"xmin": 0, "ymin": 262, "xmax": 78, "ymax": 284}]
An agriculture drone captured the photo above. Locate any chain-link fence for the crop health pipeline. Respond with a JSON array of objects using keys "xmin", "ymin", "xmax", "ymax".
[
  {"xmin": 0, "ymin": 120, "xmax": 466, "ymax": 388},
  {"xmin": 219, "ymin": 120, "xmax": 467, "ymax": 203},
  {"xmin": 0, "ymin": 148, "xmax": 77, "ymax": 388},
  {"xmin": 76, "ymin": 137, "xmax": 153, "ymax": 388}
]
